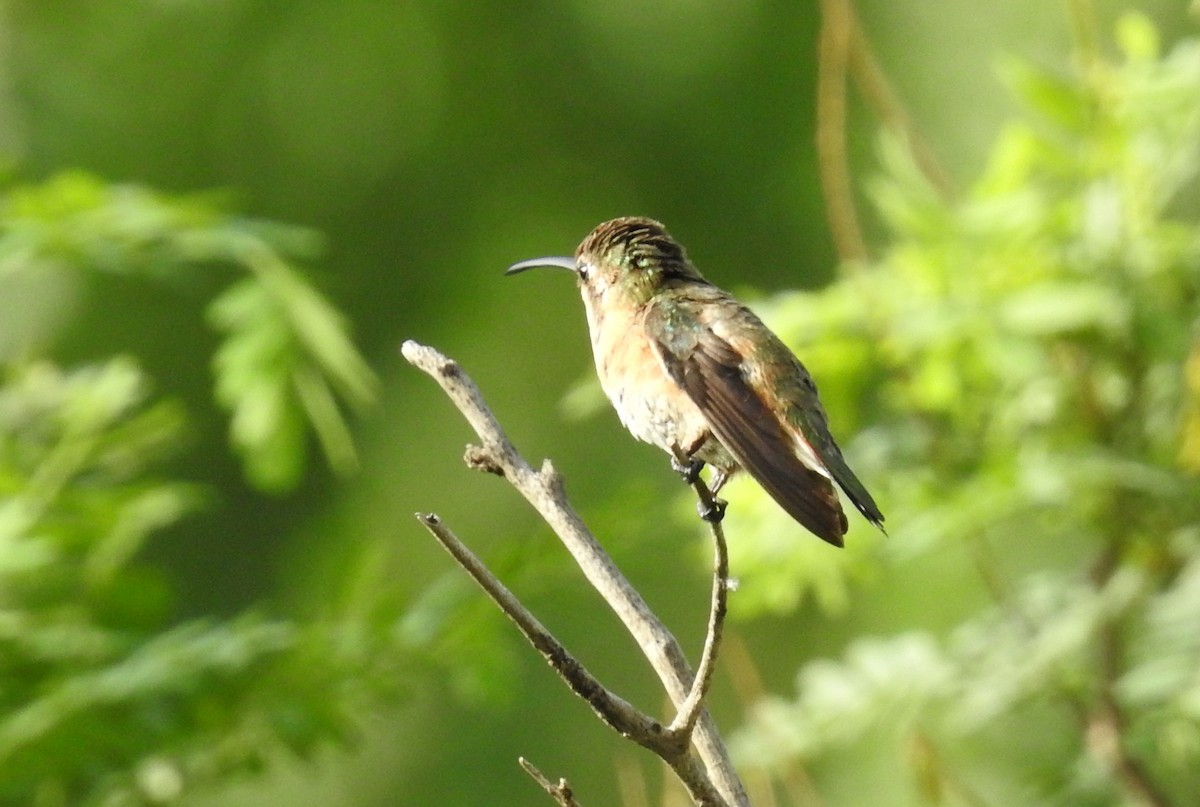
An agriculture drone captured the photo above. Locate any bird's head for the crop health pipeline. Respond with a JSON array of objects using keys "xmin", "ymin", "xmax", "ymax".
[{"xmin": 507, "ymin": 217, "xmax": 706, "ymax": 308}]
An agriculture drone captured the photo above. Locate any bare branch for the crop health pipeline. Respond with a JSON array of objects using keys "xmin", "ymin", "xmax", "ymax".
[
  {"xmin": 520, "ymin": 758, "xmax": 585, "ymax": 807},
  {"xmin": 816, "ymin": 0, "xmax": 868, "ymax": 266},
  {"xmin": 416, "ymin": 513, "xmax": 662, "ymax": 740},
  {"xmin": 417, "ymin": 510, "xmax": 726, "ymax": 804},
  {"xmin": 402, "ymin": 341, "xmax": 750, "ymax": 806},
  {"xmin": 843, "ymin": 3, "xmax": 954, "ymax": 199},
  {"xmin": 668, "ymin": 476, "xmax": 730, "ymax": 741},
  {"xmin": 816, "ymin": 0, "xmax": 955, "ymax": 270}
]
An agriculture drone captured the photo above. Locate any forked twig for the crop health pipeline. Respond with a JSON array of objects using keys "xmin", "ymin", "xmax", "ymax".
[
  {"xmin": 520, "ymin": 758, "xmax": 585, "ymax": 807},
  {"xmin": 416, "ymin": 513, "xmax": 663, "ymax": 741},
  {"xmin": 403, "ymin": 340, "xmax": 748, "ymax": 807}
]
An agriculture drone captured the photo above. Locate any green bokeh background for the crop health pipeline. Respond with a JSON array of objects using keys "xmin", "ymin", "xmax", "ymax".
[{"xmin": 1, "ymin": 1, "xmax": 1194, "ymax": 805}]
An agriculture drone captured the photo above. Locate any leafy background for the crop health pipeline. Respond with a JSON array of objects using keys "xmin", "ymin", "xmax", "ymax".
[{"xmin": 1, "ymin": 1, "xmax": 1198, "ymax": 805}]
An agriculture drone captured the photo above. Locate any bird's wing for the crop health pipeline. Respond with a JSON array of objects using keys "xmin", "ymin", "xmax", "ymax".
[
  {"xmin": 792, "ymin": 403, "xmax": 886, "ymax": 529},
  {"xmin": 646, "ymin": 297, "xmax": 848, "ymax": 546}
]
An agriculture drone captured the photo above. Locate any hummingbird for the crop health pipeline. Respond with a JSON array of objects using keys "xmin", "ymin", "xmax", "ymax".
[{"xmin": 507, "ymin": 217, "xmax": 884, "ymax": 547}]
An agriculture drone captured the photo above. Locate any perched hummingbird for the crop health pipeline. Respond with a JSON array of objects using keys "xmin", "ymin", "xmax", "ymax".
[{"xmin": 507, "ymin": 217, "xmax": 884, "ymax": 547}]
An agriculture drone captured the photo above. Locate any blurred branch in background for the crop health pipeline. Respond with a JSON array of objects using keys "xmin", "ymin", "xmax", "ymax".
[
  {"xmin": 403, "ymin": 341, "xmax": 742, "ymax": 806},
  {"xmin": 817, "ymin": 0, "xmax": 954, "ymax": 268},
  {"xmin": 816, "ymin": 0, "xmax": 867, "ymax": 265},
  {"xmin": 1, "ymin": 2, "xmax": 1198, "ymax": 805},
  {"xmin": 731, "ymin": 9, "xmax": 1200, "ymax": 805}
]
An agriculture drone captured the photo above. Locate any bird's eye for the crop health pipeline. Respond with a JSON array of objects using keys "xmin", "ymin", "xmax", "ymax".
[{"xmin": 577, "ymin": 264, "xmax": 590, "ymax": 281}]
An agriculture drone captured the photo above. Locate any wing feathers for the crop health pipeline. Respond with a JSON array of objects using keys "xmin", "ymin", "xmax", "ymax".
[{"xmin": 660, "ymin": 329, "xmax": 849, "ymax": 546}]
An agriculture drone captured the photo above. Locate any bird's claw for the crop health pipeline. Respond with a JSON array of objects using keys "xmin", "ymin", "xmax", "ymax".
[
  {"xmin": 671, "ymin": 456, "xmax": 704, "ymax": 484},
  {"xmin": 697, "ymin": 497, "xmax": 727, "ymax": 523}
]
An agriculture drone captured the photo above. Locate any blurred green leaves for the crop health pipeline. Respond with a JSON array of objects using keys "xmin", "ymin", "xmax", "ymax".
[
  {"xmin": 1, "ymin": 171, "xmax": 377, "ymax": 491},
  {"xmin": 0, "ymin": 175, "xmax": 388, "ymax": 803},
  {"xmin": 209, "ymin": 259, "xmax": 375, "ymax": 490},
  {"xmin": 0, "ymin": 360, "xmax": 292, "ymax": 804},
  {"xmin": 0, "ymin": 3, "xmax": 1195, "ymax": 806},
  {"xmin": 732, "ymin": 570, "xmax": 1151, "ymax": 793},
  {"xmin": 0, "ymin": 359, "xmax": 193, "ymax": 590},
  {"xmin": 728, "ymin": 13, "xmax": 1200, "ymax": 805}
]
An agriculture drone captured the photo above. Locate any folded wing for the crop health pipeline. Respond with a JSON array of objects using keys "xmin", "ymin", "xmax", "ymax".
[{"xmin": 649, "ymin": 308, "xmax": 849, "ymax": 546}]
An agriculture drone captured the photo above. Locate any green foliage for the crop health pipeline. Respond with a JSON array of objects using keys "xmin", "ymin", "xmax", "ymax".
[
  {"xmin": 0, "ymin": 178, "xmax": 389, "ymax": 804},
  {"xmin": 2, "ymin": 171, "xmax": 377, "ymax": 491},
  {"xmin": 731, "ymin": 15, "xmax": 1200, "ymax": 805}
]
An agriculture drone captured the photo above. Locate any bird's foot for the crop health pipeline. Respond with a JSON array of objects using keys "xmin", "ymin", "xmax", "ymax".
[
  {"xmin": 709, "ymin": 468, "xmax": 730, "ymax": 497},
  {"xmin": 697, "ymin": 497, "xmax": 727, "ymax": 523},
  {"xmin": 671, "ymin": 456, "xmax": 705, "ymax": 484}
]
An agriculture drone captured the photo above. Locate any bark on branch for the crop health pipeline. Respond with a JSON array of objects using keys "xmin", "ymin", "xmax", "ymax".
[{"xmin": 402, "ymin": 340, "xmax": 749, "ymax": 807}]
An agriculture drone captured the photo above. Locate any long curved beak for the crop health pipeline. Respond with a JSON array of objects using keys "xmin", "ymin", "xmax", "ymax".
[{"xmin": 505, "ymin": 256, "xmax": 576, "ymax": 275}]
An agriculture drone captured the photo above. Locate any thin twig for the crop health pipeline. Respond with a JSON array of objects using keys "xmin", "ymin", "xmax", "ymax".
[
  {"xmin": 816, "ymin": 0, "xmax": 868, "ymax": 266},
  {"xmin": 1088, "ymin": 673, "xmax": 1172, "ymax": 807},
  {"xmin": 417, "ymin": 511, "xmax": 725, "ymax": 804},
  {"xmin": 668, "ymin": 467, "xmax": 730, "ymax": 740},
  {"xmin": 1086, "ymin": 547, "xmax": 1173, "ymax": 807},
  {"xmin": 403, "ymin": 341, "xmax": 748, "ymax": 807},
  {"xmin": 520, "ymin": 758, "xmax": 585, "ymax": 807},
  {"xmin": 416, "ymin": 513, "xmax": 664, "ymax": 743},
  {"xmin": 843, "ymin": 7, "xmax": 955, "ymax": 199},
  {"xmin": 815, "ymin": 0, "xmax": 955, "ymax": 271}
]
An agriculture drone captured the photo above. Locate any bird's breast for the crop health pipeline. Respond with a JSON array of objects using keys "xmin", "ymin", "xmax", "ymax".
[{"xmin": 583, "ymin": 296, "xmax": 731, "ymax": 468}]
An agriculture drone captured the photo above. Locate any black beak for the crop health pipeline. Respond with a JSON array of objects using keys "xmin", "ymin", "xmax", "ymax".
[{"xmin": 505, "ymin": 256, "xmax": 577, "ymax": 275}]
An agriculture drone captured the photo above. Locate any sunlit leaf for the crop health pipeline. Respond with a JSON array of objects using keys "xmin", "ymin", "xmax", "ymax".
[{"xmin": 999, "ymin": 57, "xmax": 1093, "ymax": 134}]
